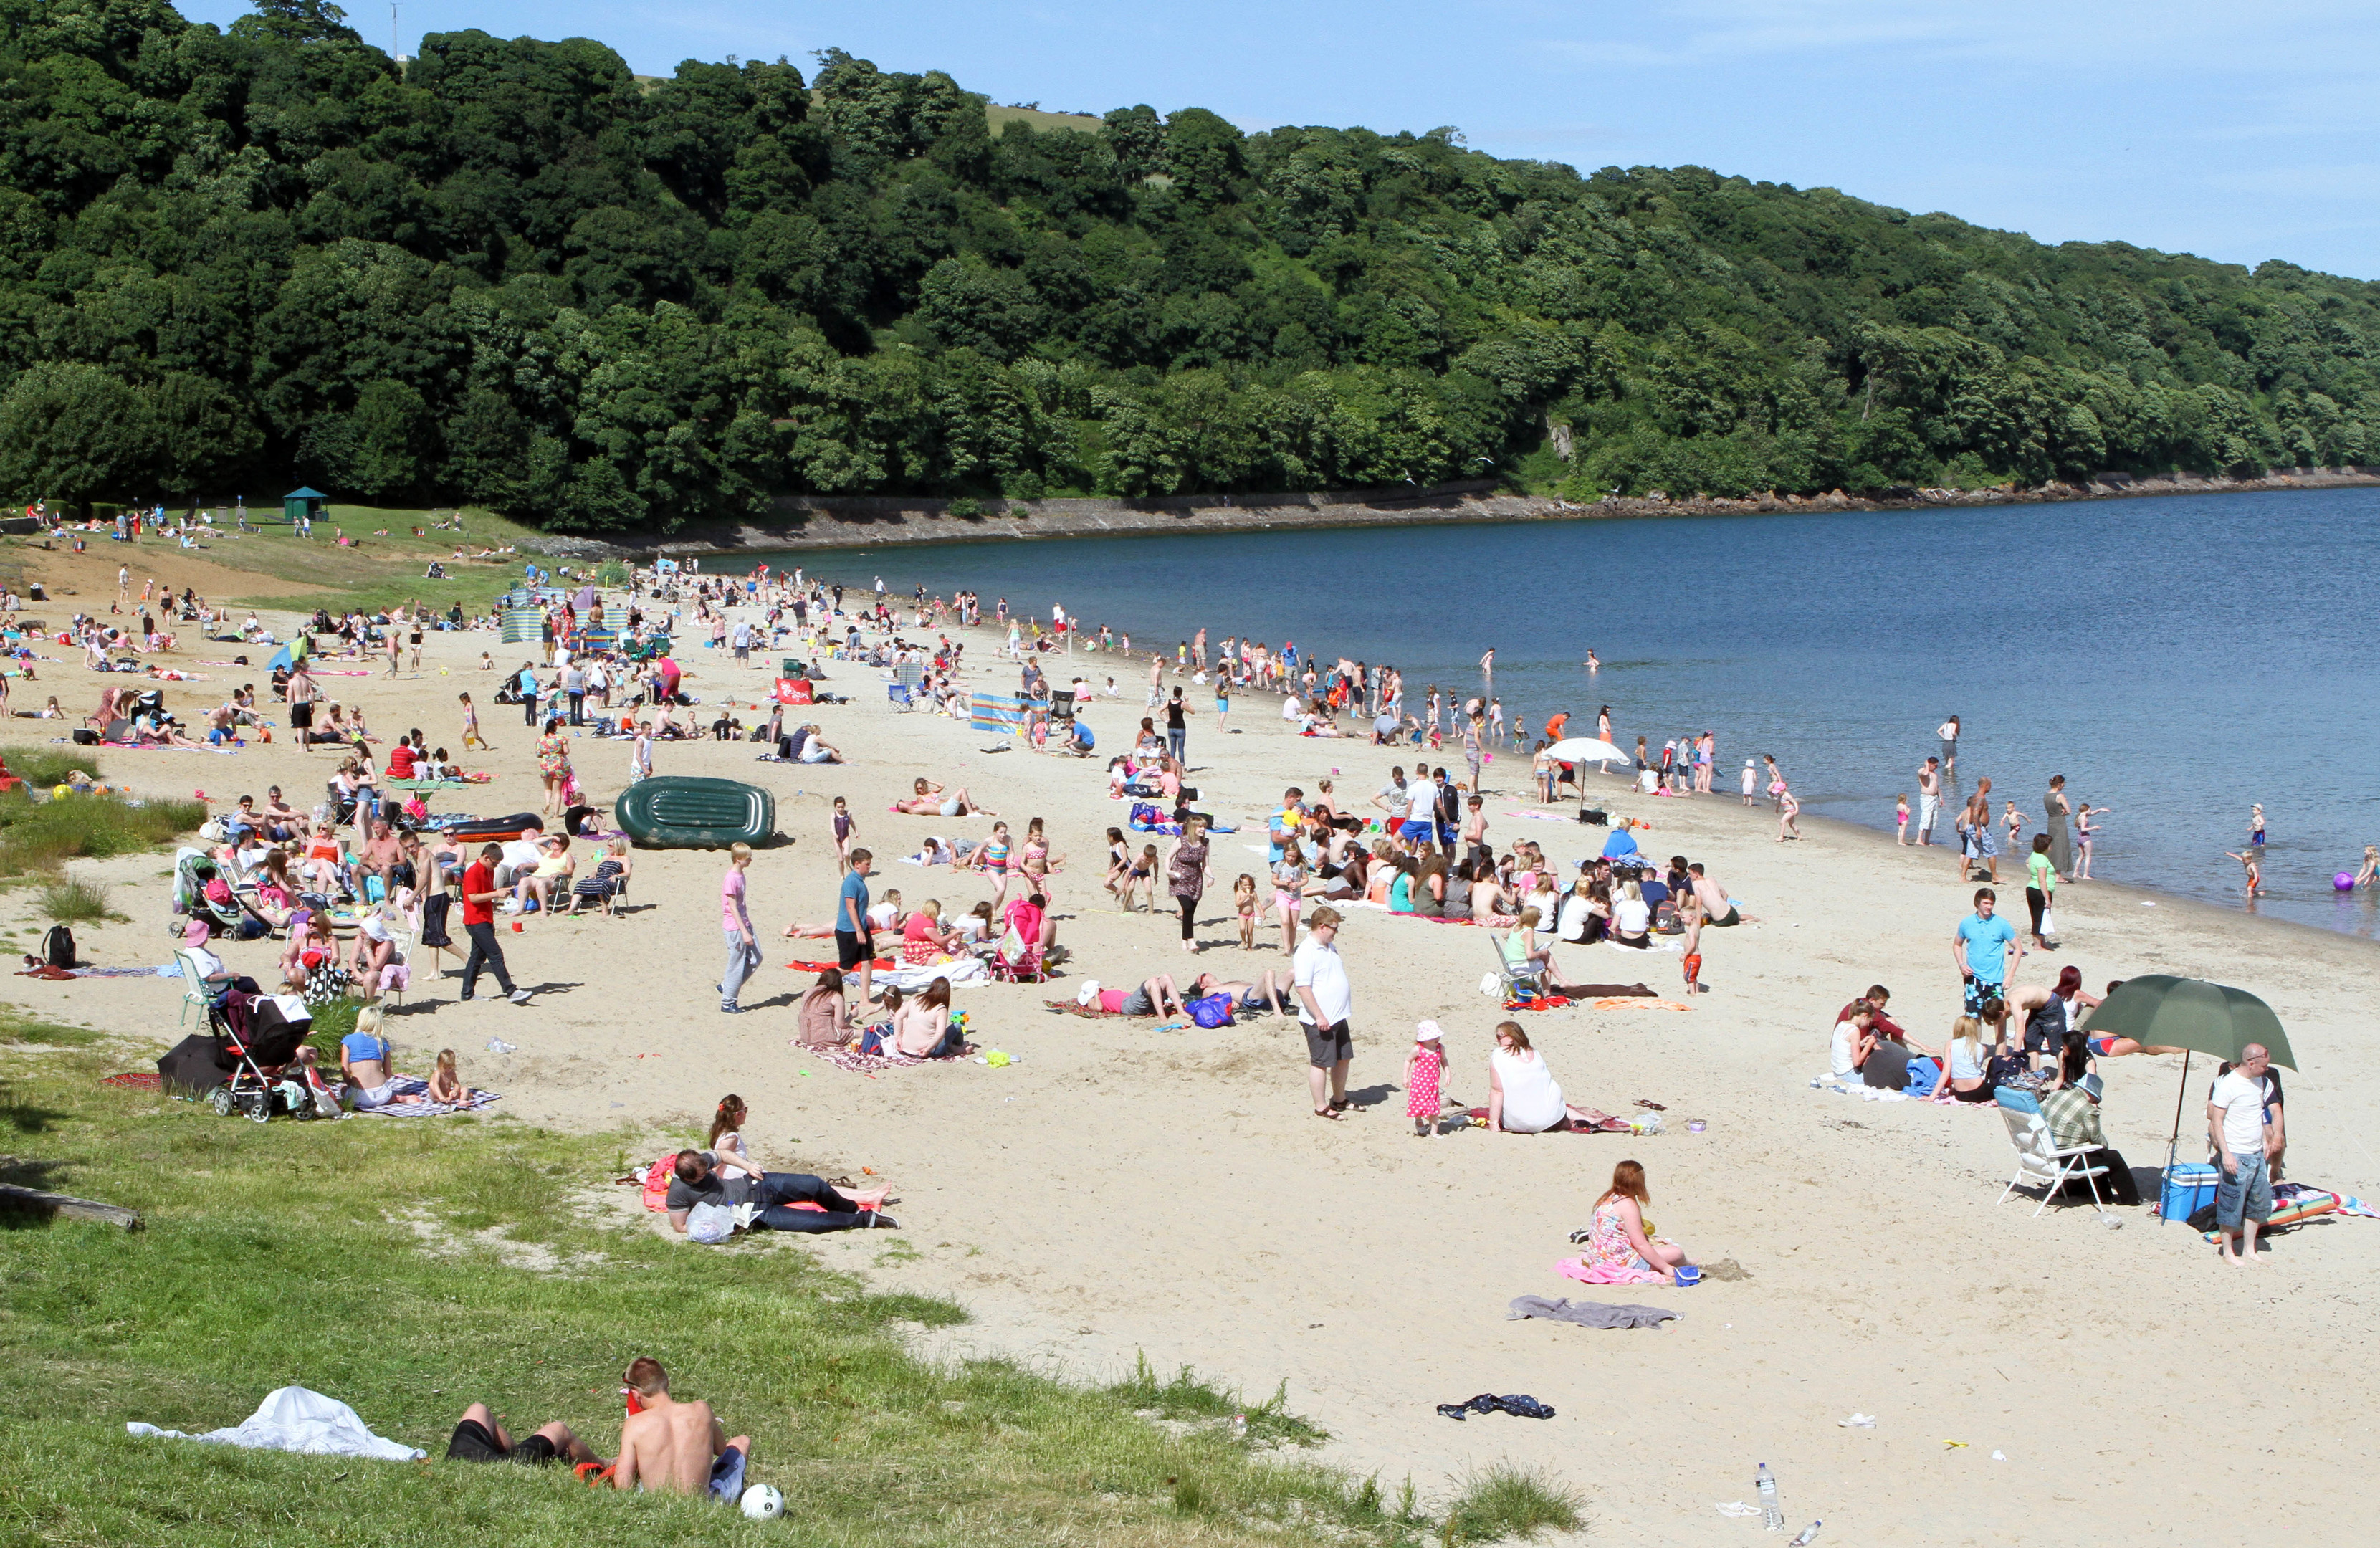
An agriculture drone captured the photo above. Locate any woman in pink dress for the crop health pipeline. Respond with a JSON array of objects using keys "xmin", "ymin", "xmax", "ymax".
[{"xmin": 1569, "ymin": 1160, "xmax": 1693, "ymax": 1285}]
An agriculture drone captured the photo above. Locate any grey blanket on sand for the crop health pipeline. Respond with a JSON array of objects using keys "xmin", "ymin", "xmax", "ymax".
[{"xmin": 1506, "ymin": 1294, "xmax": 1677, "ymax": 1330}]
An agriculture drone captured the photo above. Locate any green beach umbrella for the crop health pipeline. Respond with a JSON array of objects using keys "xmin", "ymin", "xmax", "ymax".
[
  {"xmin": 2090, "ymin": 974, "xmax": 2294, "ymax": 1069},
  {"xmin": 2092, "ymin": 975, "xmax": 2295, "ymax": 1222}
]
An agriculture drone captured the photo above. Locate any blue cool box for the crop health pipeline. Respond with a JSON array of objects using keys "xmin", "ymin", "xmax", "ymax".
[{"xmin": 2161, "ymin": 1162, "xmax": 2219, "ymax": 1220}]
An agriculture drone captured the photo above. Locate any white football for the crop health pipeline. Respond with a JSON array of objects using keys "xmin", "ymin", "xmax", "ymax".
[{"xmin": 741, "ymin": 1483, "xmax": 785, "ymax": 1521}]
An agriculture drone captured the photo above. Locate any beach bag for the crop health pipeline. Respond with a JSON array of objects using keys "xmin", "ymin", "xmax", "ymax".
[
  {"xmin": 1129, "ymin": 801, "xmax": 1163, "ymax": 828},
  {"xmin": 43, "ymin": 924, "xmax": 75, "ymax": 969},
  {"xmin": 2039, "ymin": 906, "xmax": 2058, "ymax": 938},
  {"xmin": 859, "ymin": 1023, "xmax": 890, "ymax": 1056},
  {"xmin": 685, "ymin": 1201, "xmax": 736, "ymax": 1244},
  {"xmin": 640, "ymin": 1156, "xmax": 673, "ymax": 1210},
  {"xmin": 1186, "ymin": 993, "xmax": 1235, "ymax": 1028}
]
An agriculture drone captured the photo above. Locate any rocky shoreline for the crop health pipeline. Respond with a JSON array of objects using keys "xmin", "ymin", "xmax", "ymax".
[{"xmin": 522, "ymin": 464, "xmax": 2380, "ymax": 560}]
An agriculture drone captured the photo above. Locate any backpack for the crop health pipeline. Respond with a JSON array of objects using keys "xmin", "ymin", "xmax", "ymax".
[
  {"xmin": 43, "ymin": 924, "xmax": 74, "ymax": 969},
  {"xmin": 1186, "ymin": 993, "xmax": 1235, "ymax": 1028}
]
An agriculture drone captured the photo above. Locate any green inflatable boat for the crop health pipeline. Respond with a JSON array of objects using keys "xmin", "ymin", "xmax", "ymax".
[{"xmin": 616, "ymin": 776, "xmax": 777, "ymax": 849}]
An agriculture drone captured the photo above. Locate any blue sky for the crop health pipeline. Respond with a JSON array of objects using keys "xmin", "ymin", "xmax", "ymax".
[{"xmin": 184, "ymin": 1, "xmax": 2380, "ymax": 280}]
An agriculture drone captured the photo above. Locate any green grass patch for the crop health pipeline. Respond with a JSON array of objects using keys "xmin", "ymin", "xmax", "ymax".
[
  {"xmin": 36, "ymin": 876, "xmax": 118, "ymax": 923},
  {"xmin": 1108, "ymin": 1352, "xmax": 1329, "ymax": 1448},
  {"xmin": 1441, "ymin": 1465, "xmax": 1582, "ymax": 1544},
  {"xmin": 0, "ymin": 789, "xmax": 206, "ymax": 876},
  {"xmin": 0, "ymin": 1041, "xmax": 1506, "ymax": 1547},
  {"xmin": 0, "ymin": 744, "xmax": 105, "ymax": 790}
]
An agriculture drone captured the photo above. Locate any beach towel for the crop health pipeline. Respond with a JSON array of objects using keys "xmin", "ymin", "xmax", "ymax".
[
  {"xmin": 806, "ymin": 1041, "xmax": 977, "ymax": 1076},
  {"xmin": 348, "ymin": 1074, "xmax": 502, "ymax": 1117},
  {"xmin": 1463, "ymin": 1107, "xmax": 1632, "ymax": 1134},
  {"xmin": 1557, "ymin": 1256, "xmax": 1670, "ymax": 1286},
  {"xmin": 2202, "ymin": 1185, "xmax": 2339, "ymax": 1241},
  {"xmin": 1558, "ymin": 983, "xmax": 1655, "ymax": 998},
  {"xmin": 101, "ymin": 1070, "xmax": 163, "ymax": 1090},
  {"xmin": 1594, "ymin": 997, "xmax": 1693, "ymax": 1012},
  {"xmin": 787, "ymin": 957, "xmax": 894, "ymax": 973},
  {"xmin": 1504, "ymin": 994, "xmax": 1574, "ymax": 1011},
  {"xmin": 1506, "ymin": 1294, "xmax": 1677, "ymax": 1330},
  {"xmin": 875, "ymin": 957, "xmax": 989, "ymax": 991},
  {"xmin": 128, "ymin": 1385, "xmax": 424, "ymax": 1461},
  {"xmin": 1044, "ymin": 998, "xmax": 1125, "ymax": 1018}
]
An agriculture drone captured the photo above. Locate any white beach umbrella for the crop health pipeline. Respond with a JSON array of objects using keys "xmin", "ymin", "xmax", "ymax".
[{"xmin": 1543, "ymin": 738, "xmax": 1630, "ymax": 764}]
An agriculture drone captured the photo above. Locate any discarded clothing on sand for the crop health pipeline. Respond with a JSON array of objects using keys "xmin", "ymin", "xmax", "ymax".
[{"xmin": 1507, "ymin": 1294, "xmax": 1676, "ymax": 1330}]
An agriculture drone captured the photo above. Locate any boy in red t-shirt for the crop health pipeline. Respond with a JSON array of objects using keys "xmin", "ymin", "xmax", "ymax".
[{"xmin": 460, "ymin": 843, "xmax": 531, "ymax": 1003}]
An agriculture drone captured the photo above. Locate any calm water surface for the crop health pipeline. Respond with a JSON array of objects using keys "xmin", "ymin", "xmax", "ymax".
[{"xmin": 754, "ymin": 487, "xmax": 2380, "ymax": 936}]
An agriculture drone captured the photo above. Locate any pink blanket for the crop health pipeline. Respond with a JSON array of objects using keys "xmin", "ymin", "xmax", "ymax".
[{"xmin": 1557, "ymin": 1255, "xmax": 1667, "ymax": 1286}]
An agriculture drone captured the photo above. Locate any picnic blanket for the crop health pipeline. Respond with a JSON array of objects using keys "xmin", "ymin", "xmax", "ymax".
[
  {"xmin": 102, "ymin": 1070, "xmax": 163, "ymax": 1090},
  {"xmin": 805, "ymin": 1042, "xmax": 977, "ymax": 1076},
  {"xmin": 348, "ymin": 1074, "xmax": 502, "ymax": 1117}
]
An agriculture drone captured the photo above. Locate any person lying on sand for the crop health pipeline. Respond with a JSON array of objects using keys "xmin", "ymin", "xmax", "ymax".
[
  {"xmin": 1189, "ymin": 970, "xmax": 1294, "ymax": 1018},
  {"xmin": 1074, "ymin": 973, "xmax": 1187, "ymax": 1018},
  {"xmin": 664, "ymin": 1150, "xmax": 892, "ymax": 1234},
  {"xmin": 892, "ymin": 777, "xmax": 995, "ymax": 817}
]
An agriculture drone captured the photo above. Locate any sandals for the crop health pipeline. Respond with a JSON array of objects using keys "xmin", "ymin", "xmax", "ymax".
[{"xmin": 1312, "ymin": 1107, "xmax": 1342, "ymax": 1121}]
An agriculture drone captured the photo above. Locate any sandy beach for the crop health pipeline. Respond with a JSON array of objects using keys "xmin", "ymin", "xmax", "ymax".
[{"xmin": 11, "ymin": 591, "xmax": 2379, "ymax": 1547}]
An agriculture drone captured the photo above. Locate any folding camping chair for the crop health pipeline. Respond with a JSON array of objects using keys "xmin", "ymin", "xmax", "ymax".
[
  {"xmin": 1995, "ymin": 1104, "xmax": 2110, "ymax": 1216},
  {"xmin": 1490, "ymin": 928, "xmax": 1546, "ymax": 1003}
]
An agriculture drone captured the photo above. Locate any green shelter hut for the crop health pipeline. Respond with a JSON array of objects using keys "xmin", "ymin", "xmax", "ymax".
[{"xmin": 282, "ymin": 487, "xmax": 328, "ymax": 525}]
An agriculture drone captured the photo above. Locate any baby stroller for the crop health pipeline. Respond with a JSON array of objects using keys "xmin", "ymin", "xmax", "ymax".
[
  {"xmin": 168, "ymin": 973, "xmax": 323, "ymax": 1122},
  {"xmin": 213, "ymin": 995, "xmax": 322, "ymax": 1122},
  {"xmin": 170, "ymin": 848, "xmax": 245, "ymax": 938}
]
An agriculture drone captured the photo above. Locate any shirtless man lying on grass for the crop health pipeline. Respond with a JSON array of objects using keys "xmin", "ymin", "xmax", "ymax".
[{"xmin": 613, "ymin": 1357, "xmax": 752, "ymax": 1501}]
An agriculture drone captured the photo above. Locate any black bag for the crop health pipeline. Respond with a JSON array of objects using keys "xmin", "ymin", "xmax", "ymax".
[
  {"xmin": 43, "ymin": 924, "xmax": 74, "ymax": 968},
  {"xmin": 71, "ymin": 727, "xmax": 97, "ymax": 745}
]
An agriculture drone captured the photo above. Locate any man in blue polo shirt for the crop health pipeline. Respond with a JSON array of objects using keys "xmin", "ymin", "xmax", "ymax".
[{"xmin": 1951, "ymin": 887, "xmax": 2019, "ymax": 1016}]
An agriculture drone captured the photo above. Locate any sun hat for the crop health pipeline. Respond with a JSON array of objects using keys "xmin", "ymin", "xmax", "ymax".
[
  {"xmin": 1415, "ymin": 1019, "xmax": 1444, "ymax": 1044},
  {"xmin": 2078, "ymin": 1072, "xmax": 2106, "ymax": 1102},
  {"xmin": 1076, "ymin": 980, "xmax": 1100, "ymax": 1007}
]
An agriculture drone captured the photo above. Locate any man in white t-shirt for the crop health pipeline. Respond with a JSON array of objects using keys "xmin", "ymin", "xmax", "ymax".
[
  {"xmin": 1291, "ymin": 907, "xmax": 1353, "ymax": 1120},
  {"xmin": 2207, "ymin": 1043, "xmax": 2275, "ymax": 1264}
]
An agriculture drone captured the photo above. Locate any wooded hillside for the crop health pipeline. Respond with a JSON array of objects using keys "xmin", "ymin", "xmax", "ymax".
[{"xmin": 4, "ymin": 0, "xmax": 2375, "ymax": 529}]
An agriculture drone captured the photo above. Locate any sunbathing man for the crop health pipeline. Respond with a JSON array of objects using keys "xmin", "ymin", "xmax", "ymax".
[
  {"xmin": 446, "ymin": 1401, "xmax": 602, "ymax": 1469},
  {"xmin": 891, "ymin": 777, "xmax": 995, "ymax": 817},
  {"xmin": 1687, "ymin": 863, "xmax": 1741, "ymax": 927},
  {"xmin": 612, "ymin": 1357, "xmax": 752, "ymax": 1500},
  {"xmin": 1189, "ymin": 970, "xmax": 1293, "ymax": 1018}
]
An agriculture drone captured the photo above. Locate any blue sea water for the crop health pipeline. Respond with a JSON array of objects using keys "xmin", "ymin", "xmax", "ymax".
[{"xmin": 755, "ymin": 486, "xmax": 2380, "ymax": 937}]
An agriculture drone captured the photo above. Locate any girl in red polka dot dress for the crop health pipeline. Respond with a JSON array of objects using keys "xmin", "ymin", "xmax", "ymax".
[{"xmin": 1405, "ymin": 1021, "xmax": 1448, "ymax": 1137}]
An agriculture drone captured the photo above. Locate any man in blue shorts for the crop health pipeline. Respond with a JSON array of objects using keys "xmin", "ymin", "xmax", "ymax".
[{"xmin": 613, "ymin": 1357, "xmax": 752, "ymax": 1501}]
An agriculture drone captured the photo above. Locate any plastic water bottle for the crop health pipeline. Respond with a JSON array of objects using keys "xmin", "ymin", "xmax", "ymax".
[
  {"xmin": 1789, "ymin": 1523, "xmax": 1822, "ymax": 1546},
  {"xmin": 1756, "ymin": 1463, "xmax": 1782, "ymax": 1532},
  {"xmin": 1232, "ymin": 1412, "xmax": 1247, "ymax": 1440}
]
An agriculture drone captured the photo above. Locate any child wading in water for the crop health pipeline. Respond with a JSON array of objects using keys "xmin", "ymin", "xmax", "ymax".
[
  {"xmin": 2224, "ymin": 848, "xmax": 2263, "ymax": 897},
  {"xmin": 1233, "ymin": 873, "xmax": 1258, "ymax": 948},
  {"xmin": 1405, "ymin": 1021, "xmax": 1447, "ymax": 1137}
]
